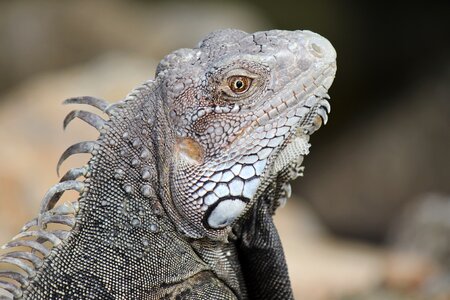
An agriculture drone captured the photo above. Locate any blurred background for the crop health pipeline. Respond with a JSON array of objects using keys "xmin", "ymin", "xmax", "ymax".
[{"xmin": 0, "ymin": 1, "xmax": 449, "ymax": 299}]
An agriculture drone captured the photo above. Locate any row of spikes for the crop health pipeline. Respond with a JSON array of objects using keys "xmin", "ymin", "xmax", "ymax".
[{"xmin": 0, "ymin": 96, "xmax": 112, "ymax": 299}]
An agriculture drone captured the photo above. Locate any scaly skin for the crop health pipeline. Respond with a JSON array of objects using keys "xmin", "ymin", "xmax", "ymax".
[{"xmin": 0, "ymin": 29, "xmax": 336, "ymax": 299}]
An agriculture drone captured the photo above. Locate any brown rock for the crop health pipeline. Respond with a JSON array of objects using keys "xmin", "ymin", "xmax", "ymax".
[
  {"xmin": 275, "ymin": 200, "xmax": 386, "ymax": 300},
  {"xmin": 384, "ymin": 252, "xmax": 438, "ymax": 291}
]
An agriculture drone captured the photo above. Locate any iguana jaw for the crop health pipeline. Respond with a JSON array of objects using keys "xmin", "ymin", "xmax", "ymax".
[{"xmin": 235, "ymin": 72, "xmax": 334, "ymax": 218}]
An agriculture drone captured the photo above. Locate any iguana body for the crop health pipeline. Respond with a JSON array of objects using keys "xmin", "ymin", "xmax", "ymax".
[{"xmin": 0, "ymin": 29, "xmax": 336, "ymax": 299}]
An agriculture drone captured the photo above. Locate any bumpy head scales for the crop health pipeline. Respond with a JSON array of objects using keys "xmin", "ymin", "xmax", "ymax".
[{"xmin": 157, "ymin": 29, "xmax": 337, "ymax": 239}]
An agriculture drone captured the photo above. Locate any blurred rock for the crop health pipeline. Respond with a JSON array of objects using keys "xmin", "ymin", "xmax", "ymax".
[
  {"xmin": 275, "ymin": 200, "xmax": 385, "ymax": 300},
  {"xmin": 0, "ymin": 0, "xmax": 267, "ymax": 92},
  {"xmin": 388, "ymin": 194, "xmax": 450, "ymax": 269},
  {"xmin": 297, "ymin": 66, "xmax": 450, "ymax": 241},
  {"xmin": 339, "ymin": 193, "xmax": 450, "ymax": 299},
  {"xmin": 343, "ymin": 289, "xmax": 428, "ymax": 300},
  {"xmin": 386, "ymin": 194, "xmax": 450, "ymax": 299},
  {"xmin": 384, "ymin": 252, "xmax": 438, "ymax": 292}
]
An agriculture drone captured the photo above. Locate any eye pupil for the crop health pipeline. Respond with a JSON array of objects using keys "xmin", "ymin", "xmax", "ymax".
[{"xmin": 228, "ymin": 76, "xmax": 252, "ymax": 93}]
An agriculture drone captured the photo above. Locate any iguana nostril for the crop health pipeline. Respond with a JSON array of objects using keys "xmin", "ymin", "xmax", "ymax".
[
  {"xmin": 311, "ymin": 43, "xmax": 323, "ymax": 57},
  {"xmin": 302, "ymin": 30, "xmax": 336, "ymax": 61}
]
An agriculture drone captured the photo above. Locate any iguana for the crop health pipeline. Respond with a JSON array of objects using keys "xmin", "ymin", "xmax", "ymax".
[{"xmin": 0, "ymin": 29, "xmax": 336, "ymax": 299}]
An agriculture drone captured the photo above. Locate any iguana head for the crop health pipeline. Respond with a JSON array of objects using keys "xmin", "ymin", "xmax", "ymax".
[{"xmin": 157, "ymin": 29, "xmax": 336, "ymax": 240}]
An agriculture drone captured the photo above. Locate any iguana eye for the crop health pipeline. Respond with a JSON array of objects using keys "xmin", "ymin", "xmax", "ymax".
[{"xmin": 228, "ymin": 76, "xmax": 252, "ymax": 93}]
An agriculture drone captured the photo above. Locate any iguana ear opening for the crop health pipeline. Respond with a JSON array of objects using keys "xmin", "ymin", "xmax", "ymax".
[{"xmin": 175, "ymin": 137, "xmax": 204, "ymax": 165}]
